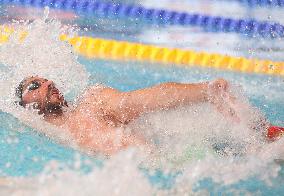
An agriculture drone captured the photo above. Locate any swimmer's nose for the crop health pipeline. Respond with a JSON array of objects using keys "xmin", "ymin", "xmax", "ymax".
[
  {"xmin": 42, "ymin": 80, "xmax": 54, "ymax": 89},
  {"xmin": 46, "ymin": 80, "xmax": 53, "ymax": 86}
]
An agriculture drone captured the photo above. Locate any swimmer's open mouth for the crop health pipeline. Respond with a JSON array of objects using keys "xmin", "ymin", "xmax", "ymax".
[
  {"xmin": 51, "ymin": 90, "xmax": 59, "ymax": 95},
  {"xmin": 49, "ymin": 87, "xmax": 61, "ymax": 97}
]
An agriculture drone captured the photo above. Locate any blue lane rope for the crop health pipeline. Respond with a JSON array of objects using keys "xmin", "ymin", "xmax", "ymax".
[
  {"xmin": 2, "ymin": 0, "xmax": 284, "ymax": 38},
  {"xmin": 231, "ymin": 0, "xmax": 284, "ymax": 7}
]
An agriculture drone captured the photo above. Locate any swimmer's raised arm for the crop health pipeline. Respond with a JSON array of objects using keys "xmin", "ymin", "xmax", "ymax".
[{"xmin": 105, "ymin": 78, "xmax": 231, "ymax": 124}]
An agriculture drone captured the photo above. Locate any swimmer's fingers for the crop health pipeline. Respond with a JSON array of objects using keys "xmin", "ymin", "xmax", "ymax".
[
  {"xmin": 214, "ymin": 100, "xmax": 241, "ymax": 123},
  {"xmin": 208, "ymin": 79, "xmax": 240, "ymax": 122},
  {"xmin": 222, "ymin": 90, "xmax": 238, "ymax": 105}
]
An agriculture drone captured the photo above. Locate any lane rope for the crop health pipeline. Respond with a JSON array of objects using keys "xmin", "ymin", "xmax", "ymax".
[
  {"xmin": 1, "ymin": 0, "xmax": 284, "ymax": 38},
  {"xmin": 229, "ymin": 0, "xmax": 284, "ymax": 7},
  {"xmin": 0, "ymin": 26, "xmax": 283, "ymax": 76}
]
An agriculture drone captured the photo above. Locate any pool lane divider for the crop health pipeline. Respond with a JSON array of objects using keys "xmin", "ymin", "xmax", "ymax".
[
  {"xmin": 1, "ymin": 0, "xmax": 284, "ymax": 38},
  {"xmin": 60, "ymin": 35, "xmax": 283, "ymax": 76},
  {"xmin": 229, "ymin": 0, "xmax": 284, "ymax": 7},
  {"xmin": 0, "ymin": 26, "xmax": 283, "ymax": 76}
]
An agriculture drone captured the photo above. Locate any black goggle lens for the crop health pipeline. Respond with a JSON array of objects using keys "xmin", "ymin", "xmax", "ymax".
[{"xmin": 27, "ymin": 81, "xmax": 41, "ymax": 91}]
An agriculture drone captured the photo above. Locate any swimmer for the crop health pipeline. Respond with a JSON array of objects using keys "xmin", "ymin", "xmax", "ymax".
[{"xmin": 15, "ymin": 76, "xmax": 283, "ymax": 155}]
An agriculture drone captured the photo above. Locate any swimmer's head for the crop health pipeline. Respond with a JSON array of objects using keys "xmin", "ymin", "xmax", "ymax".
[{"xmin": 15, "ymin": 76, "xmax": 67, "ymax": 115}]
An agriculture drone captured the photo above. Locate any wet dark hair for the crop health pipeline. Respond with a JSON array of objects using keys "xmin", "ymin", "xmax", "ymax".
[{"xmin": 15, "ymin": 78, "xmax": 28, "ymax": 106}]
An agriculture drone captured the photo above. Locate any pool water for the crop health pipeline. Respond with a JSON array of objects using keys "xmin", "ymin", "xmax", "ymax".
[{"xmin": 0, "ymin": 0, "xmax": 284, "ymax": 195}]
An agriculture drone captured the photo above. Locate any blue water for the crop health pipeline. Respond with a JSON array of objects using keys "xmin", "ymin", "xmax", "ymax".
[
  {"xmin": 0, "ymin": 0, "xmax": 284, "ymax": 194},
  {"xmin": 1, "ymin": 57, "xmax": 283, "ymax": 193}
]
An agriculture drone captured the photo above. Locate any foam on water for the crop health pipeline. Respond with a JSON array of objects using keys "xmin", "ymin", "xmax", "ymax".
[
  {"xmin": 0, "ymin": 150, "xmax": 158, "ymax": 196},
  {"xmin": 0, "ymin": 8, "xmax": 88, "ymax": 103},
  {"xmin": 0, "ymin": 8, "xmax": 88, "ymax": 145},
  {"xmin": 0, "ymin": 10, "xmax": 283, "ymax": 195}
]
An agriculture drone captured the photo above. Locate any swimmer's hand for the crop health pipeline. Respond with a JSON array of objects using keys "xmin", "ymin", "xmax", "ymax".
[{"xmin": 207, "ymin": 79, "xmax": 240, "ymax": 123}]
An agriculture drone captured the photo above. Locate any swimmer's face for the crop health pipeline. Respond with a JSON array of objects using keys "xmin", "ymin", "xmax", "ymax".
[{"xmin": 19, "ymin": 76, "xmax": 66, "ymax": 114}]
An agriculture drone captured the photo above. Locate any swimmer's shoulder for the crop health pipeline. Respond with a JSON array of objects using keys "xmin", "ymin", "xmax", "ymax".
[
  {"xmin": 86, "ymin": 84, "xmax": 120, "ymax": 97},
  {"xmin": 77, "ymin": 83, "xmax": 121, "ymax": 105}
]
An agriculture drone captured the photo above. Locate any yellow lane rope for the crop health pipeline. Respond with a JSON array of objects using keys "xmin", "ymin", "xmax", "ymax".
[{"xmin": 1, "ymin": 26, "xmax": 283, "ymax": 76}]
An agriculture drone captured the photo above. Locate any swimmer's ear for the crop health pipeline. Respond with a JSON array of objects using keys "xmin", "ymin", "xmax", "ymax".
[
  {"xmin": 32, "ymin": 103, "xmax": 40, "ymax": 110},
  {"xmin": 14, "ymin": 100, "xmax": 24, "ymax": 107},
  {"xmin": 64, "ymin": 100, "xmax": 68, "ymax": 107}
]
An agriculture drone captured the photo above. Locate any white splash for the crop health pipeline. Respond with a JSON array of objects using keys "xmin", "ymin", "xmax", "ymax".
[
  {"xmin": 128, "ymin": 86, "xmax": 284, "ymax": 188},
  {"xmin": 0, "ymin": 8, "xmax": 88, "ymax": 105},
  {"xmin": 0, "ymin": 9, "xmax": 88, "ymax": 146},
  {"xmin": 0, "ymin": 150, "xmax": 157, "ymax": 196},
  {"xmin": 0, "ymin": 8, "xmax": 283, "ymax": 196}
]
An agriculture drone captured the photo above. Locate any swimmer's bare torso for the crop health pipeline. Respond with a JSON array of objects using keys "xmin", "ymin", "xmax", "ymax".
[
  {"xmin": 17, "ymin": 76, "xmax": 247, "ymax": 155},
  {"xmin": 62, "ymin": 86, "xmax": 146, "ymax": 155}
]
